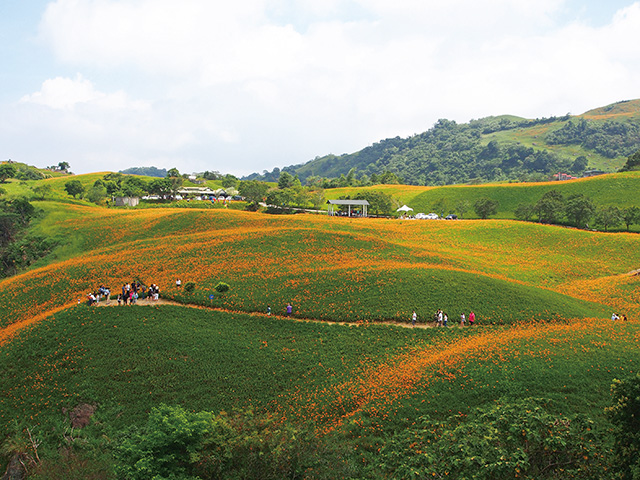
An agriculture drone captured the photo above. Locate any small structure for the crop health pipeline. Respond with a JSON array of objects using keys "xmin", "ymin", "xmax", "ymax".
[
  {"xmin": 115, "ymin": 196, "xmax": 139, "ymax": 207},
  {"xmin": 397, "ymin": 205, "xmax": 413, "ymax": 213},
  {"xmin": 582, "ymin": 170, "xmax": 605, "ymax": 177},
  {"xmin": 553, "ymin": 172, "xmax": 578, "ymax": 181},
  {"xmin": 327, "ymin": 199, "xmax": 369, "ymax": 217}
]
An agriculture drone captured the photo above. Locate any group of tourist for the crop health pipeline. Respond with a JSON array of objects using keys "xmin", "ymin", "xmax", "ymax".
[
  {"xmin": 611, "ymin": 312, "xmax": 628, "ymax": 321},
  {"xmin": 85, "ymin": 285, "xmax": 111, "ymax": 305},
  {"xmin": 410, "ymin": 309, "xmax": 476, "ymax": 327},
  {"xmin": 265, "ymin": 303, "xmax": 293, "ymax": 317},
  {"xmin": 84, "ymin": 281, "xmax": 160, "ymax": 306}
]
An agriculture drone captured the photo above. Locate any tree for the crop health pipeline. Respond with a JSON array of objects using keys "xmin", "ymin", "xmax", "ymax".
[
  {"xmin": 378, "ymin": 398, "xmax": 604, "ymax": 480},
  {"xmin": 266, "ymin": 188, "xmax": 295, "ymax": 209},
  {"xmin": 238, "ymin": 180, "xmax": 268, "ymax": 205},
  {"xmin": 354, "ymin": 191, "xmax": 395, "ymax": 216},
  {"xmin": 622, "ymin": 206, "xmax": 640, "ymax": 232},
  {"xmin": 309, "ymin": 189, "xmax": 326, "ymax": 210},
  {"xmin": 58, "ymin": 161, "xmax": 70, "ymax": 171},
  {"xmin": 277, "ymin": 171, "xmax": 295, "ymax": 189},
  {"xmin": 166, "ymin": 167, "xmax": 181, "ymax": 178},
  {"xmin": 607, "ymin": 374, "xmax": 640, "ymax": 480},
  {"xmin": 619, "ymin": 149, "xmax": 640, "ymax": 172},
  {"xmin": 455, "ymin": 199, "xmax": 471, "ymax": 219},
  {"xmin": 221, "ymin": 174, "xmax": 238, "ymax": 189},
  {"xmin": 86, "ymin": 184, "xmax": 107, "ymax": 204},
  {"xmin": 64, "ymin": 180, "xmax": 85, "ymax": 199},
  {"xmin": 119, "ymin": 176, "xmax": 147, "ymax": 197},
  {"xmin": 432, "ymin": 198, "xmax": 449, "ymax": 218},
  {"xmin": 535, "ymin": 189, "xmax": 565, "ymax": 224},
  {"xmin": 564, "ymin": 193, "xmax": 595, "ymax": 228},
  {"xmin": 473, "ymin": 198, "xmax": 499, "ymax": 219},
  {"xmin": 115, "ymin": 404, "xmax": 234, "ymax": 480},
  {"xmin": 32, "ymin": 184, "xmax": 52, "ymax": 200},
  {"xmin": 148, "ymin": 178, "xmax": 173, "ymax": 198},
  {"xmin": 594, "ymin": 205, "xmax": 623, "ymax": 232},
  {"xmin": 165, "ymin": 169, "xmax": 183, "ymax": 198},
  {"xmin": 0, "ymin": 163, "xmax": 17, "ymax": 183},
  {"xmin": 514, "ymin": 203, "xmax": 535, "ymax": 222},
  {"xmin": 570, "ymin": 155, "xmax": 588, "ymax": 173}
]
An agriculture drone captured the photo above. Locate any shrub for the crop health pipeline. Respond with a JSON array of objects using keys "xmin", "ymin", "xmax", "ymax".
[
  {"xmin": 184, "ymin": 281, "xmax": 196, "ymax": 293},
  {"xmin": 607, "ymin": 374, "xmax": 640, "ymax": 479},
  {"xmin": 214, "ymin": 282, "xmax": 230, "ymax": 294},
  {"xmin": 378, "ymin": 398, "xmax": 605, "ymax": 479}
]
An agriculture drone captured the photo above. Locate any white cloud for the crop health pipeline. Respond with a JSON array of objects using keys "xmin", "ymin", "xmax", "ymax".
[
  {"xmin": 8, "ymin": 0, "xmax": 638, "ymax": 176},
  {"xmin": 20, "ymin": 74, "xmax": 148, "ymax": 111}
]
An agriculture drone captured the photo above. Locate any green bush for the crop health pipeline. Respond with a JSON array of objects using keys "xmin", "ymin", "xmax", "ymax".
[
  {"xmin": 115, "ymin": 405, "xmax": 350, "ymax": 480},
  {"xmin": 214, "ymin": 282, "xmax": 229, "ymax": 294},
  {"xmin": 607, "ymin": 374, "xmax": 640, "ymax": 480},
  {"xmin": 184, "ymin": 281, "xmax": 196, "ymax": 293},
  {"xmin": 378, "ymin": 398, "xmax": 605, "ymax": 479}
]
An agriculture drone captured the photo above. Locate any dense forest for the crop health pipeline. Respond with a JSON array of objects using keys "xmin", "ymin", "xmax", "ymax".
[{"xmin": 246, "ymin": 102, "xmax": 640, "ymax": 186}]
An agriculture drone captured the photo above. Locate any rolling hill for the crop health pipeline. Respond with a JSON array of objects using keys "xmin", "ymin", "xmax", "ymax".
[
  {"xmin": 1, "ymin": 173, "xmax": 640, "ymax": 478},
  {"xmin": 248, "ymin": 99, "xmax": 640, "ymax": 185}
]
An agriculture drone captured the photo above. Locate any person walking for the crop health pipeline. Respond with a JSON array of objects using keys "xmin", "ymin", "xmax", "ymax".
[
  {"xmin": 286, "ymin": 303, "xmax": 293, "ymax": 317},
  {"xmin": 469, "ymin": 311, "xmax": 476, "ymax": 326},
  {"xmin": 460, "ymin": 312, "xmax": 466, "ymax": 327},
  {"xmin": 412, "ymin": 311, "xmax": 417, "ymax": 327},
  {"xmin": 267, "ymin": 305, "xmax": 271, "ymax": 316}
]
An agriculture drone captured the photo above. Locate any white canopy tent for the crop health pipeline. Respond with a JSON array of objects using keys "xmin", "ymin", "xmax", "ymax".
[{"xmin": 396, "ymin": 205, "xmax": 414, "ymax": 212}]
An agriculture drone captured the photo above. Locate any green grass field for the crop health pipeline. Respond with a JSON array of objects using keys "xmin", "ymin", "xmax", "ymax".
[{"xmin": 1, "ymin": 172, "xmax": 640, "ymax": 478}]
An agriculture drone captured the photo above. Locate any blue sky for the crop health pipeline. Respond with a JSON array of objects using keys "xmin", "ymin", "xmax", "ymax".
[{"xmin": 1, "ymin": 0, "xmax": 640, "ymax": 176}]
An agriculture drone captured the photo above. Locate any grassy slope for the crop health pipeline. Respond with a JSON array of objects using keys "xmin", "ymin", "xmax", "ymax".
[
  {"xmin": 1, "ymin": 187, "xmax": 640, "ymax": 475},
  {"xmin": 2, "ymin": 203, "xmax": 638, "ymax": 334},
  {"xmin": 1, "ymin": 306, "xmax": 638, "ymax": 459},
  {"xmin": 325, "ymin": 170, "xmax": 640, "ymax": 219},
  {"xmin": 482, "ymin": 100, "xmax": 640, "ymax": 172}
]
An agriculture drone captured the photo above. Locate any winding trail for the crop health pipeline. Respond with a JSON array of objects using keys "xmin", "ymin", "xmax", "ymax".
[{"xmin": 0, "ymin": 297, "xmax": 447, "ymax": 347}]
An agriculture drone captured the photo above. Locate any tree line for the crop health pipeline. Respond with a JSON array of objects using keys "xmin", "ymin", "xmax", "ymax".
[
  {"xmin": 245, "ymin": 114, "xmax": 640, "ymax": 187},
  {"xmin": 514, "ymin": 190, "xmax": 640, "ymax": 232}
]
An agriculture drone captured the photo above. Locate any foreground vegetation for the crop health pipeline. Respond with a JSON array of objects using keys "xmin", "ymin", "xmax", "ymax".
[{"xmin": 1, "ymin": 307, "xmax": 639, "ymax": 478}]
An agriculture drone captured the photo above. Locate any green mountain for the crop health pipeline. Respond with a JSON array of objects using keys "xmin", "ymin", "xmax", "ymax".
[{"xmin": 248, "ymin": 99, "xmax": 640, "ymax": 185}]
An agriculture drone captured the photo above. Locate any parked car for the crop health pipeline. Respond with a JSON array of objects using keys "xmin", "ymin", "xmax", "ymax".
[
  {"xmin": 425, "ymin": 213, "xmax": 440, "ymax": 220},
  {"xmin": 445, "ymin": 214, "xmax": 458, "ymax": 220},
  {"xmin": 415, "ymin": 212, "xmax": 428, "ymax": 219}
]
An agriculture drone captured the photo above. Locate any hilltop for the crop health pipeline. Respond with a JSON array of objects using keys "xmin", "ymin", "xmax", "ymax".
[{"xmin": 247, "ymin": 99, "xmax": 640, "ymax": 185}]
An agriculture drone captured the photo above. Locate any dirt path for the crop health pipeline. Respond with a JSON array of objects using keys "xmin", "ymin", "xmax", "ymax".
[
  {"xmin": 0, "ymin": 297, "xmax": 464, "ymax": 347},
  {"xmin": 94, "ymin": 296, "xmax": 453, "ymax": 329}
]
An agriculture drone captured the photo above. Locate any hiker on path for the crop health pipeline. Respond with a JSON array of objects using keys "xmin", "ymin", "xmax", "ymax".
[
  {"xmin": 412, "ymin": 311, "xmax": 417, "ymax": 327},
  {"xmin": 443, "ymin": 313, "xmax": 448, "ymax": 327},
  {"xmin": 286, "ymin": 303, "xmax": 293, "ymax": 317},
  {"xmin": 267, "ymin": 305, "xmax": 271, "ymax": 316},
  {"xmin": 460, "ymin": 313, "xmax": 466, "ymax": 327}
]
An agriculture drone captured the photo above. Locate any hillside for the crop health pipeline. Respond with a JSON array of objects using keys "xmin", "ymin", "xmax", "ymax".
[
  {"xmin": 2, "ymin": 181, "xmax": 640, "ymax": 477},
  {"xmin": 325, "ymin": 170, "xmax": 640, "ymax": 220},
  {"xmin": 248, "ymin": 99, "xmax": 640, "ymax": 185}
]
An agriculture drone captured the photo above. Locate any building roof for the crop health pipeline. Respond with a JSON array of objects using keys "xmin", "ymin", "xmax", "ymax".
[{"xmin": 327, "ymin": 199, "xmax": 370, "ymax": 206}]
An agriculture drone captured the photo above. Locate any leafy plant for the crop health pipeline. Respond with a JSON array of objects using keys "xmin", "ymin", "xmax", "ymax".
[
  {"xmin": 184, "ymin": 281, "xmax": 196, "ymax": 293},
  {"xmin": 214, "ymin": 282, "xmax": 230, "ymax": 294},
  {"xmin": 607, "ymin": 374, "xmax": 640, "ymax": 480}
]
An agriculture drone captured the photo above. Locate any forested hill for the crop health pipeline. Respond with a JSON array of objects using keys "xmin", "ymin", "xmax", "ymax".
[{"xmin": 247, "ymin": 99, "xmax": 640, "ymax": 186}]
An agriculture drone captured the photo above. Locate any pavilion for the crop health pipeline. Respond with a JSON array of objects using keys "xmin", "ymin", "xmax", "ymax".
[{"xmin": 327, "ymin": 199, "xmax": 370, "ymax": 217}]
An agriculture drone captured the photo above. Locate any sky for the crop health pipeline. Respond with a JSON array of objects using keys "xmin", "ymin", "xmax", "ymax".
[{"xmin": 1, "ymin": 1, "xmax": 640, "ymax": 177}]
